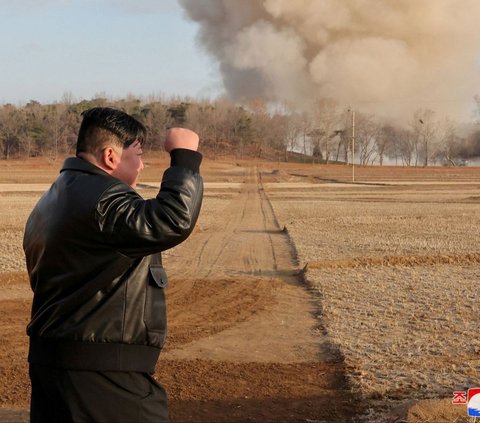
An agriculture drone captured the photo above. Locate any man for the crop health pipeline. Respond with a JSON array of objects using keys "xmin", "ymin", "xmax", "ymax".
[{"xmin": 23, "ymin": 107, "xmax": 203, "ymax": 422}]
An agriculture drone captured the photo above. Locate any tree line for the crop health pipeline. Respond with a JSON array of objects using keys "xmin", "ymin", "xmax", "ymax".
[{"xmin": 1, "ymin": 95, "xmax": 479, "ymax": 165}]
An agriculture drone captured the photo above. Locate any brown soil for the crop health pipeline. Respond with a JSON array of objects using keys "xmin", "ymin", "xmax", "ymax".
[{"xmin": 0, "ymin": 166, "xmax": 361, "ymax": 422}]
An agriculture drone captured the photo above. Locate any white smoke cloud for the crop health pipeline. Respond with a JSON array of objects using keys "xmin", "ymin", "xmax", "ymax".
[
  {"xmin": 179, "ymin": 0, "xmax": 480, "ymax": 119},
  {"xmin": 309, "ymin": 37, "xmax": 419, "ymax": 106},
  {"xmin": 227, "ymin": 20, "xmax": 311, "ymax": 103}
]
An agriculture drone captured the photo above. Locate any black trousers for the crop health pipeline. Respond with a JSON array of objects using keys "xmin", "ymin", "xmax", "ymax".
[{"xmin": 29, "ymin": 364, "xmax": 169, "ymax": 423}]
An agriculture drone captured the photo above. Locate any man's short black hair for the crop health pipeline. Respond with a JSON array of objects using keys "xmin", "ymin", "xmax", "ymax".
[{"xmin": 76, "ymin": 107, "xmax": 146, "ymax": 156}]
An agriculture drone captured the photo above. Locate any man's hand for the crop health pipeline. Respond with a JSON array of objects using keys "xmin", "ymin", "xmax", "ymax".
[{"xmin": 164, "ymin": 128, "xmax": 199, "ymax": 153}]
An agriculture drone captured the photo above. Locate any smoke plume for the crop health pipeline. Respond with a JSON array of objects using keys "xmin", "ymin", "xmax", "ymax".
[{"xmin": 179, "ymin": 0, "xmax": 480, "ymax": 119}]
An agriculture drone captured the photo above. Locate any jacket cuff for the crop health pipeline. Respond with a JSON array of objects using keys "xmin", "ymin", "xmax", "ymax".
[{"xmin": 170, "ymin": 149, "xmax": 202, "ymax": 173}]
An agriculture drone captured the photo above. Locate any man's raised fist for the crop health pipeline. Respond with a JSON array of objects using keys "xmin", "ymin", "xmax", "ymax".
[{"xmin": 164, "ymin": 128, "xmax": 199, "ymax": 153}]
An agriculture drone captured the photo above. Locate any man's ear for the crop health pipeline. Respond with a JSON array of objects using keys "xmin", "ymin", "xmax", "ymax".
[{"xmin": 100, "ymin": 147, "xmax": 120, "ymax": 171}]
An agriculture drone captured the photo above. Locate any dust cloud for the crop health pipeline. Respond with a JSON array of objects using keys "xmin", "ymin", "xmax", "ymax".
[{"xmin": 179, "ymin": 0, "xmax": 480, "ymax": 119}]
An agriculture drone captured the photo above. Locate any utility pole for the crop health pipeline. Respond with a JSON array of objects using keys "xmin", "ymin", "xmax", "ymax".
[{"xmin": 351, "ymin": 109, "xmax": 355, "ymax": 183}]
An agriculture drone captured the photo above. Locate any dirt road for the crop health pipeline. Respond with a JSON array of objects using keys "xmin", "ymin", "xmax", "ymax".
[
  {"xmin": 0, "ymin": 166, "xmax": 360, "ymax": 422},
  {"xmin": 155, "ymin": 167, "xmax": 360, "ymax": 422}
]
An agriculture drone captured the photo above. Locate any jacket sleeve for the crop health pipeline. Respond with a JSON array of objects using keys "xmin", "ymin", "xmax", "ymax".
[{"xmin": 96, "ymin": 152, "xmax": 203, "ymax": 258}]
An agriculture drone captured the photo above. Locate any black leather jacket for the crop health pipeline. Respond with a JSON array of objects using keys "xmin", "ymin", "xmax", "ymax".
[{"xmin": 23, "ymin": 151, "xmax": 203, "ymax": 373}]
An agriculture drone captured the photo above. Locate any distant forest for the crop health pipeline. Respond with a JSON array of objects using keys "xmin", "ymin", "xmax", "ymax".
[{"xmin": 1, "ymin": 95, "xmax": 480, "ymax": 165}]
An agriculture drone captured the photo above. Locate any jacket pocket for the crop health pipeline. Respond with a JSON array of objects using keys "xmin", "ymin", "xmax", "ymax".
[
  {"xmin": 144, "ymin": 265, "xmax": 168, "ymax": 345},
  {"xmin": 148, "ymin": 265, "xmax": 168, "ymax": 289}
]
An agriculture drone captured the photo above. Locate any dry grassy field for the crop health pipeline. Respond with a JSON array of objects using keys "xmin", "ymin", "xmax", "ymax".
[
  {"xmin": 263, "ymin": 164, "xmax": 480, "ymax": 422},
  {"xmin": 0, "ymin": 157, "xmax": 479, "ymax": 422}
]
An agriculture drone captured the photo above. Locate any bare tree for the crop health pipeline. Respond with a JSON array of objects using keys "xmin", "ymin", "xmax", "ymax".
[
  {"xmin": 299, "ymin": 113, "xmax": 312, "ymax": 161},
  {"xmin": 411, "ymin": 109, "xmax": 437, "ymax": 166},
  {"xmin": 246, "ymin": 97, "xmax": 271, "ymax": 158},
  {"xmin": 377, "ymin": 125, "xmax": 396, "ymax": 166},
  {"xmin": 43, "ymin": 103, "xmax": 77, "ymax": 160},
  {"xmin": 381, "ymin": 124, "xmax": 403, "ymax": 166},
  {"xmin": 283, "ymin": 112, "xmax": 303, "ymax": 161},
  {"xmin": 437, "ymin": 117, "xmax": 463, "ymax": 166},
  {"xmin": 309, "ymin": 98, "xmax": 340, "ymax": 164},
  {"xmin": 140, "ymin": 102, "xmax": 172, "ymax": 152},
  {"xmin": 355, "ymin": 112, "xmax": 379, "ymax": 165},
  {"xmin": 0, "ymin": 105, "xmax": 25, "ymax": 159},
  {"xmin": 309, "ymin": 128, "xmax": 324, "ymax": 164},
  {"xmin": 396, "ymin": 128, "xmax": 416, "ymax": 166},
  {"xmin": 228, "ymin": 106, "xmax": 253, "ymax": 160},
  {"xmin": 335, "ymin": 109, "xmax": 354, "ymax": 164}
]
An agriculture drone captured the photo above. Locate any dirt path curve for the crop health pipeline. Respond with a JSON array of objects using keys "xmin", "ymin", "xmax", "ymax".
[{"xmin": 157, "ymin": 167, "xmax": 360, "ymax": 422}]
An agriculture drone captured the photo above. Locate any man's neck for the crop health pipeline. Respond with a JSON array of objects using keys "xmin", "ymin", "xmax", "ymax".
[{"xmin": 77, "ymin": 152, "xmax": 111, "ymax": 174}]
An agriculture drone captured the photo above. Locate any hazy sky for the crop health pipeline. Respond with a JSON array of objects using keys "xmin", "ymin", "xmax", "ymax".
[{"xmin": 0, "ymin": 0, "xmax": 221, "ymax": 105}]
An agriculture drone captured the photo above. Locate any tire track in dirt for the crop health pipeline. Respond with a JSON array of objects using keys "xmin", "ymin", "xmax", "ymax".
[
  {"xmin": 172, "ymin": 167, "xmax": 278, "ymax": 279},
  {"xmin": 159, "ymin": 167, "xmax": 361, "ymax": 422}
]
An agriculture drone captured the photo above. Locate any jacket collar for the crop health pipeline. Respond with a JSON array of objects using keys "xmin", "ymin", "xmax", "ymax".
[{"xmin": 61, "ymin": 157, "xmax": 111, "ymax": 177}]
